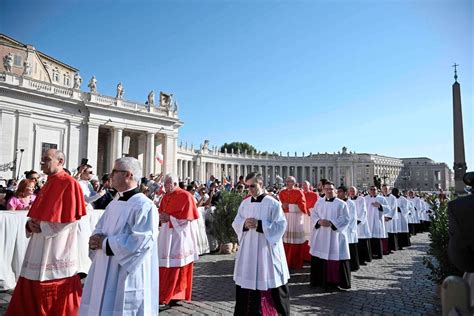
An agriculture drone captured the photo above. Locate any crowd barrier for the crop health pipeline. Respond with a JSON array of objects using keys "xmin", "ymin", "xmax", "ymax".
[{"xmin": 0, "ymin": 206, "xmax": 213, "ymax": 290}]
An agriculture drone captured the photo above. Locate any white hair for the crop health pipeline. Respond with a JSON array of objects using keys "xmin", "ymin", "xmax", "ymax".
[
  {"xmin": 115, "ymin": 157, "xmax": 142, "ymax": 183},
  {"xmin": 165, "ymin": 173, "xmax": 179, "ymax": 185}
]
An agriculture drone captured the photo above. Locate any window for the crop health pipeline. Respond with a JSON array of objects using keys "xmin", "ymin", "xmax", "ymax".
[
  {"xmin": 64, "ymin": 74, "xmax": 70, "ymax": 86},
  {"xmin": 14, "ymin": 55, "xmax": 22, "ymax": 66},
  {"xmin": 53, "ymin": 69, "xmax": 60, "ymax": 82}
]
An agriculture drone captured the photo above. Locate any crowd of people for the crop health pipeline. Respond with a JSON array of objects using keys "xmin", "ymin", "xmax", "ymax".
[{"xmin": 0, "ymin": 150, "xmax": 448, "ymax": 315}]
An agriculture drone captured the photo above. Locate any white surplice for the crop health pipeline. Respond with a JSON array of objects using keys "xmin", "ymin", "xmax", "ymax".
[
  {"xmin": 79, "ymin": 193, "xmax": 159, "ymax": 316},
  {"xmin": 21, "ymin": 220, "xmax": 80, "ymax": 281},
  {"xmin": 364, "ymin": 195, "xmax": 390, "ymax": 239},
  {"xmin": 232, "ymin": 195, "xmax": 290, "ymax": 291},
  {"xmin": 352, "ymin": 196, "xmax": 371, "ymax": 239},
  {"xmin": 345, "ymin": 199, "xmax": 358, "ymax": 244},
  {"xmin": 408, "ymin": 197, "xmax": 423, "ymax": 223},
  {"xmin": 309, "ymin": 198, "xmax": 350, "ymax": 260},
  {"xmin": 158, "ymin": 216, "xmax": 199, "ymax": 268},
  {"xmin": 395, "ymin": 196, "xmax": 410, "ymax": 233},
  {"xmin": 383, "ymin": 194, "xmax": 398, "ymax": 233}
]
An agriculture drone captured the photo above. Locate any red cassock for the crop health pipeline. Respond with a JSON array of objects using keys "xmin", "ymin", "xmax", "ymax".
[
  {"xmin": 303, "ymin": 191, "xmax": 319, "ymax": 261},
  {"xmin": 7, "ymin": 170, "xmax": 86, "ymax": 316},
  {"xmin": 279, "ymin": 188, "xmax": 307, "ymax": 269},
  {"xmin": 159, "ymin": 188, "xmax": 199, "ymax": 305}
]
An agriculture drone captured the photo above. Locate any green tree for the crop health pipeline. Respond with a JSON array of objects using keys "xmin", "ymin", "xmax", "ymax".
[{"xmin": 220, "ymin": 142, "xmax": 257, "ymax": 154}]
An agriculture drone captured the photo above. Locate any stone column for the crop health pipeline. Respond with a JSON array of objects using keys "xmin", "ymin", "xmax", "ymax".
[
  {"xmin": 67, "ymin": 121, "xmax": 82, "ymax": 170},
  {"xmin": 86, "ymin": 123, "xmax": 100, "ymax": 172},
  {"xmin": 163, "ymin": 133, "xmax": 177, "ymax": 175},
  {"xmin": 145, "ymin": 132, "xmax": 155, "ymax": 176},
  {"xmin": 16, "ymin": 112, "xmax": 33, "ymax": 176},
  {"xmin": 183, "ymin": 160, "xmax": 188, "ymax": 180},
  {"xmin": 0, "ymin": 109, "xmax": 16, "ymax": 179}
]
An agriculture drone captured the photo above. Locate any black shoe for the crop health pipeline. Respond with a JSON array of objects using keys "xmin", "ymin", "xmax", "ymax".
[
  {"xmin": 159, "ymin": 304, "xmax": 171, "ymax": 312},
  {"xmin": 169, "ymin": 300, "xmax": 180, "ymax": 307}
]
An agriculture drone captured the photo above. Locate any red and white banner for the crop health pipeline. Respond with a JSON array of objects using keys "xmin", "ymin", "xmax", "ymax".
[{"xmin": 156, "ymin": 144, "xmax": 164, "ymax": 165}]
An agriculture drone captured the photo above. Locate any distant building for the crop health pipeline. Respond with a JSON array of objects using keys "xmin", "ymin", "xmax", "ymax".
[
  {"xmin": 177, "ymin": 144, "xmax": 452, "ymax": 191},
  {"xmin": 395, "ymin": 157, "xmax": 453, "ymax": 191}
]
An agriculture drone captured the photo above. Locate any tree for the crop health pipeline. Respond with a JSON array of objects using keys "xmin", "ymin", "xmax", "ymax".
[{"xmin": 220, "ymin": 142, "xmax": 257, "ymax": 154}]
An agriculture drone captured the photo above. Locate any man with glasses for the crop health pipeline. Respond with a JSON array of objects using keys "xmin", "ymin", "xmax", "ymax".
[
  {"xmin": 79, "ymin": 157, "xmax": 159, "ymax": 315},
  {"xmin": 309, "ymin": 181, "xmax": 351, "ymax": 291},
  {"xmin": 7, "ymin": 149, "xmax": 86, "ymax": 316},
  {"xmin": 365, "ymin": 186, "xmax": 390, "ymax": 259},
  {"xmin": 77, "ymin": 164, "xmax": 106, "ymax": 210},
  {"xmin": 233, "ymin": 172, "xmax": 290, "ymax": 315},
  {"xmin": 279, "ymin": 176, "xmax": 308, "ymax": 269}
]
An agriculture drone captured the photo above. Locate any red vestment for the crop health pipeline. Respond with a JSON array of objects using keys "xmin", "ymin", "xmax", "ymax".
[
  {"xmin": 159, "ymin": 188, "xmax": 198, "ymax": 304},
  {"xmin": 302, "ymin": 191, "xmax": 319, "ymax": 261},
  {"xmin": 279, "ymin": 188, "xmax": 307, "ymax": 269},
  {"xmin": 7, "ymin": 169, "xmax": 86, "ymax": 316}
]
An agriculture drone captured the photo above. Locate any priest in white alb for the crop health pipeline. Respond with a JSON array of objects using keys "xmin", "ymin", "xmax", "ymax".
[
  {"xmin": 392, "ymin": 187, "xmax": 411, "ymax": 249},
  {"xmin": 337, "ymin": 185, "xmax": 359, "ymax": 271},
  {"xmin": 79, "ymin": 157, "xmax": 159, "ymax": 316},
  {"xmin": 382, "ymin": 184, "xmax": 398, "ymax": 254},
  {"xmin": 364, "ymin": 186, "xmax": 390, "ymax": 259},
  {"xmin": 233, "ymin": 172, "xmax": 290, "ymax": 315},
  {"xmin": 349, "ymin": 186, "xmax": 372, "ymax": 265},
  {"xmin": 310, "ymin": 181, "xmax": 351, "ymax": 290}
]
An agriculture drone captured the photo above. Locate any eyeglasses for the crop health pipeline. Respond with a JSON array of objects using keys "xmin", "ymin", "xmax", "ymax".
[
  {"xmin": 249, "ymin": 184, "xmax": 257, "ymax": 188},
  {"xmin": 369, "ymin": 188, "xmax": 376, "ymax": 191},
  {"xmin": 111, "ymin": 169, "xmax": 128, "ymax": 174}
]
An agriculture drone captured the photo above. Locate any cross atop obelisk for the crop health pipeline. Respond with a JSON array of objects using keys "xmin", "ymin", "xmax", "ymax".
[
  {"xmin": 451, "ymin": 63, "xmax": 467, "ymax": 195},
  {"xmin": 452, "ymin": 63, "xmax": 459, "ymax": 81}
]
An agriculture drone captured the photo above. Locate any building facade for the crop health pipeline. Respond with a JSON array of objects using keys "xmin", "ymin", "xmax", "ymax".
[
  {"xmin": 394, "ymin": 158, "xmax": 453, "ymax": 191},
  {"xmin": 0, "ymin": 34, "xmax": 181, "ymax": 180}
]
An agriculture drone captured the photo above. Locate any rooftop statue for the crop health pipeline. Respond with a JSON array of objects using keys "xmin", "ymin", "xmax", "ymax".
[
  {"xmin": 73, "ymin": 72, "xmax": 82, "ymax": 89},
  {"xmin": 88, "ymin": 75, "xmax": 97, "ymax": 93},
  {"xmin": 3, "ymin": 53, "xmax": 13, "ymax": 72}
]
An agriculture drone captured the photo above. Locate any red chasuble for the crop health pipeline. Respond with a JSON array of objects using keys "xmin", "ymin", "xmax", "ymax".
[
  {"xmin": 279, "ymin": 188, "xmax": 308, "ymax": 214},
  {"xmin": 28, "ymin": 169, "xmax": 87, "ymax": 223},
  {"xmin": 304, "ymin": 191, "xmax": 319, "ymax": 209}
]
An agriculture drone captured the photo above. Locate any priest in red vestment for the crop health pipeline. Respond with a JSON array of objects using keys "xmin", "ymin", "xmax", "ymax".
[
  {"xmin": 278, "ymin": 176, "xmax": 308, "ymax": 269},
  {"xmin": 7, "ymin": 149, "xmax": 86, "ymax": 316},
  {"xmin": 158, "ymin": 173, "xmax": 200, "ymax": 311},
  {"xmin": 302, "ymin": 181, "xmax": 318, "ymax": 261}
]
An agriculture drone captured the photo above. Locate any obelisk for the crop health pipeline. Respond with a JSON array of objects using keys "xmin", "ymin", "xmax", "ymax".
[{"xmin": 452, "ymin": 63, "xmax": 467, "ymax": 195}]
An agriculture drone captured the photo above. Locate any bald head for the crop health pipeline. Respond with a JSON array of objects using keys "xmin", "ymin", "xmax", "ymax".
[{"xmin": 41, "ymin": 149, "xmax": 66, "ymax": 175}]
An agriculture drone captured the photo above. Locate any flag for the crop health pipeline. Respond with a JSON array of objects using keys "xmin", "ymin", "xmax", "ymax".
[{"xmin": 156, "ymin": 144, "xmax": 164, "ymax": 165}]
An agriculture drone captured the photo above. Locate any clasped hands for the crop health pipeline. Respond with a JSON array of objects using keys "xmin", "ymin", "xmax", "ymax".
[
  {"xmin": 160, "ymin": 213, "xmax": 170, "ymax": 223},
  {"xmin": 89, "ymin": 234, "xmax": 106, "ymax": 251},
  {"xmin": 244, "ymin": 218, "xmax": 258, "ymax": 229},
  {"xmin": 371, "ymin": 202, "xmax": 381, "ymax": 208},
  {"xmin": 318, "ymin": 219, "xmax": 332, "ymax": 227},
  {"xmin": 27, "ymin": 219, "xmax": 41, "ymax": 233}
]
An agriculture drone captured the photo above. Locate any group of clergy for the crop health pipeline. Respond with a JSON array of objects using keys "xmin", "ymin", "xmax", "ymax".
[{"xmin": 278, "ymin": 176, "xmax": 434, "ymax": 291}]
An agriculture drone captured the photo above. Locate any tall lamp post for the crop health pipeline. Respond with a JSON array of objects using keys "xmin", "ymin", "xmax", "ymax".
[{"xmin": 16, "ymin": 149, "xmax": 25, "ymax": 180}]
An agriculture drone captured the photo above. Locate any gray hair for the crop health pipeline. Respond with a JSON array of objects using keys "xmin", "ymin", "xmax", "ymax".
[
  {"xmin": 115, "ymin": 157, "xmax": 142, "ymax": 183},
  {"xmin": 165, "ymin": 173, "xmax": 179, "ymax": 185}
]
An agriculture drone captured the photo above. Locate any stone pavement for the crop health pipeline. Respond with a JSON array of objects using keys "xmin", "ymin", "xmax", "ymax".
[{"xmin": 0, "ymin": 232, "xmax": 440, "ymax": 315}]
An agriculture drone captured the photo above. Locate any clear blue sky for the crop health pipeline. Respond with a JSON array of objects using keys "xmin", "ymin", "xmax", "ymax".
[{"xmin": 1, "ymin": 0, "xmax": 473, "ymax": 169}]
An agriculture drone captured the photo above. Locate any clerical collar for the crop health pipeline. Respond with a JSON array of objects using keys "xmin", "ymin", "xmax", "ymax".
[
  {"xmin": 251, "ymin": 193, "xmax": 266, "ymax": 203},
  {"xmin": 342, "ymin": 198, "xmax": 348, "ymax": 202},
  {"xmin": 384, "ymin": 194, "xmax": 391, "ymax": 197},
  {"xmin": 350, "ymin": 196, "xmax": 358, "ymax": 200},
  {"xmin": 118, "ymin": 187, "xmax": 140, "ymax": 201},
  {"xmin": 325, "ymin": 197, "xmax": 335, "ymax": 202}
]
